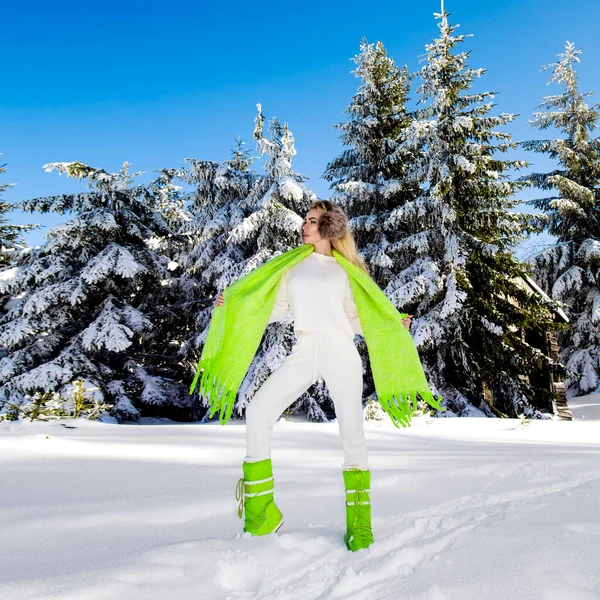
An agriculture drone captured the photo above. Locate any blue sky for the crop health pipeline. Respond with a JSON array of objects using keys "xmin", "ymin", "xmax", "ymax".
[{"xmin": 3, "ymin": 0, "xmax": 599, "ymax": 253}]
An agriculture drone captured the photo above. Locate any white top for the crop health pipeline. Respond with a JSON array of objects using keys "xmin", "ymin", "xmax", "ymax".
[{"xmin": 267, "ymin": 252, "xmax": 363, "ymax": 338}]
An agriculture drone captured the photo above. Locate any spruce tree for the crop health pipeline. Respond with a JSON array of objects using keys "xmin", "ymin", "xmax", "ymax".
[
  {"xmin": 186, "ymin": 109, "xmax": 329, "ymax": 421},
  {"xmin": 377, "ymin": 10, "xmax": 562, "ymax": 416},
  {"xmin": 0, "ymin": 162, "xmax": 194, "ymax": 421},
  {"xmin": 522, "ymin": 42, "xmax": 600, "ymax": 396},
  {"xmin": 323, "ymin": 38, "xmax": 418, "ymax": 408}
]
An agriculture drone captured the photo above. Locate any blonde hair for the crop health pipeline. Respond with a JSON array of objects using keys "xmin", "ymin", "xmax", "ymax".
[{"xmin": 307, "ymin": 200, "xmax": 371, "ymax": 277}]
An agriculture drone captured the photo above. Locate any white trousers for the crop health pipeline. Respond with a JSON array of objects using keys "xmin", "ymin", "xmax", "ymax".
[{"xmin": 245, "ymin": 329, "xmax": 369, "ymax": 470}]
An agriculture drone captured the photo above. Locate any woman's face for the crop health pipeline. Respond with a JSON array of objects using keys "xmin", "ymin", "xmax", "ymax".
[{"xmin": 302, "ymin": 209, "xmax": 324, "ymax": 244}]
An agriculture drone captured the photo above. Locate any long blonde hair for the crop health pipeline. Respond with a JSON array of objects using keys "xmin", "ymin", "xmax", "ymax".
[{"xmin": 307, "ymin": 200, "xmax": 371, "ymax": 277}]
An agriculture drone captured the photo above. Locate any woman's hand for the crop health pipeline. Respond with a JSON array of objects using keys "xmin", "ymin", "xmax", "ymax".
[
  {"xmin": 216, "ymin": 292, "xmax": 225, "ymax": 307},
  {"xmin": 401, "ymin": 314, "xmax": 413, "ymax": 330}
]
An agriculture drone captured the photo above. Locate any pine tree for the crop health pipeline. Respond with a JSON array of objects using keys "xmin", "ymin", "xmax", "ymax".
[
  {"xmin": 185, "ymin": 109, "xmax": 329, "ymax": 421},
  {"xmin": 380, "ymin": 9, "xmax": 563, "ymax": 416},
  {"xmin": 323, "ymin": 38, "xmax": 418, "ymax": 408},
  {"xmin": 522, "ymin": 42, "xmax": 600, "ymax": 397},
  {"xmin": 0, "ymin": 162, "xmax": 195, "ymax": 421}
]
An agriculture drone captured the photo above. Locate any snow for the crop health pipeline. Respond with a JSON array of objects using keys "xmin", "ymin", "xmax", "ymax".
[
  {"xmin": 568, "ymin": 392, "xmax": 600, "ymax": 421},
  {"xmin": 577, "ymin": 238, "xmax": 600, "ymax": 263},
  {"xmin": 278, "ymin": 177, "xmax": 304, "ymax": 202},
  {"xmin": 0, "ymin": 265, "xmax": 21, "ymax": 282},
  {"xmin": 80, "ymin": 243, "xmax": 147, "ymax": 285},
  {"xmin": 551, "ymin": 265, "xmax": 585, "ymax": 299},
  {"xmin": 81, "ymin": 303, "xmax": 136, "ymax": 353},
  {"xmin": 1, "ymin": 404, "xmax": 599, "ymax": 600}
]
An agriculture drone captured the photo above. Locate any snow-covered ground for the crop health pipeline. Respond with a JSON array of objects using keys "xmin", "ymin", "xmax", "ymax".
[
  {"xmin": 568, "ymin": 392, "xmax": 600, "ymax": 421},
  {"xmin": 1, "ymin": 405, "xmax": 600, "ymax": 600}
]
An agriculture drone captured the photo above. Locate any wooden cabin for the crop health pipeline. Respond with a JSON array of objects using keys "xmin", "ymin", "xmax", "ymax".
[{"xmin": 483, "ymin": 274, "xmax": 572, "ymax": 420}]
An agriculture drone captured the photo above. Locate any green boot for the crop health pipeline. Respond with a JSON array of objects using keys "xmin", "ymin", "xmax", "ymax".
[
  {"xmin": 343, "ymin": 468, "xmax": 374, "ymax": 551},
  {"xmin": 236, "ymin": 458, "xmax": 284, "ymax": 536}
]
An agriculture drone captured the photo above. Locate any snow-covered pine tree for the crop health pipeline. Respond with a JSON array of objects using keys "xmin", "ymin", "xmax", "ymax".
[
  {"xmin": 0, "ymin": 162, "xmax": 195, "ymax": 421},
  {"xmin": 0, "ymin": 158, "xmax": 36, "ymax": 266},
  {"xmin": 185, "ymin": 108, "xmax": 328, "ymax": 421},
  {"xmin": 521, "ymin": 42, "xmax": 600, "ymax": 397},
  {"xmin": 323, "ymin": 38, "xmax": 418, "ymax": 408},
  {"xmin": 134, "ymin": 167, "xmax": 200, "ymax": 413},
  {"xmin": 382, "ymin": 9, "xmax": 564, "ymax": 417}
]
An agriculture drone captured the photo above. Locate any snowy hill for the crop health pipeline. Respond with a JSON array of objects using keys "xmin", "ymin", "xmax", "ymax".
[{"xmin": 1, "ymin": 409, "xmax": 599, "ymax": 600}]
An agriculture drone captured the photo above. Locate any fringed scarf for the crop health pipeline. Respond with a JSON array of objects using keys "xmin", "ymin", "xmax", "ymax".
[{"xmin": 190, "ymin": 244, "xmax": 443, "ymax": 427}]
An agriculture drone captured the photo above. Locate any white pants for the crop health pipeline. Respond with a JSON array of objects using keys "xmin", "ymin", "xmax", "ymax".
[{"xmin": 245, "ymin": 329, "xmax": 369, "ymax": 470}]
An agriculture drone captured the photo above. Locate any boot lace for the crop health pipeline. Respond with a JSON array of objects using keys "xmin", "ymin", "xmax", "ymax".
[
  {"xmin": 236, "ymin": 477, "xmax": 268, "ymax": 526},
  {"xmin": 235, "ymin": 477, "xmax": 244, "ymax": 519}
]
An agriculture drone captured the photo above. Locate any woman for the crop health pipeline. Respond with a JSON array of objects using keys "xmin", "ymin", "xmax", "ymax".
[{"xmin": 211, "ymin": 200, "xmax": 419, "ymax": 552}]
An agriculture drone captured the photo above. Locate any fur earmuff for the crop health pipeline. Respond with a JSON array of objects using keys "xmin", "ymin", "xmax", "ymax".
[{"xmin": 318, "ymin": 207, "xmax": 348, "ymax": 240}]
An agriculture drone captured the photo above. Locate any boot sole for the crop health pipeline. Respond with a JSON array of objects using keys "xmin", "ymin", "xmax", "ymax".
[
  {"xmin": 273, "ymin": 517, "xmax": 284, "ymax": 534},
  {"xmin": 246, "ymin": 517, "xmax": 284, "ymax": 537}
]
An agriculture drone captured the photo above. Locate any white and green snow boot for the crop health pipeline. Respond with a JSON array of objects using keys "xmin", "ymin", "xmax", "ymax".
[
  {"xmin": 236, "ymin": 458, "xmax": 283, "ymax": 536},
  {"xmin": 343, "ymin": 468, "xmax": 374, "ymax": 551}
]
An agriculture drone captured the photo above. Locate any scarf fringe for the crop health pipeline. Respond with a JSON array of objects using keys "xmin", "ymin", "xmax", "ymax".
[
  {"xmin": 191, "ymin": 360, "xmax": 238, "ymax": 425},
  {"xmin": 378, "ymin": 391, "xmax": 444, "ymax": 428}
]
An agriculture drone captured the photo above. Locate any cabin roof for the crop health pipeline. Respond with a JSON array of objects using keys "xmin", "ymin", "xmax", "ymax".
[{"xmin": 513, "ymin": 275, "xmax": 570, "ymax": 323}]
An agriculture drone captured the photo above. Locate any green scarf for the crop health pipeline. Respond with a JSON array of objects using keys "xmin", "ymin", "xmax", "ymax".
[{"xmin": 190, "ymin": 244, "xmax": 443, "ymax": 427}]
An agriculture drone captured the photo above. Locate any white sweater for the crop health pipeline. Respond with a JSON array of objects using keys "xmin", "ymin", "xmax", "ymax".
[{"xmin": 267, "ymin": 252, "xmax": 363, "ymax": 338}]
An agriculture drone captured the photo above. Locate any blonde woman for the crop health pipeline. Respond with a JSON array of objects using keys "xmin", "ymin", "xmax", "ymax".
[{"xmin": 214, "ymin": 200, "xmax": 414, "ymax": 551}]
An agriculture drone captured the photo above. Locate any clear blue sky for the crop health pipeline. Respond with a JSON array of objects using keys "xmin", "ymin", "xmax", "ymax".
[{"xmin": 3, "ymin": 0, "xmax": 599, "ymax": 252}]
